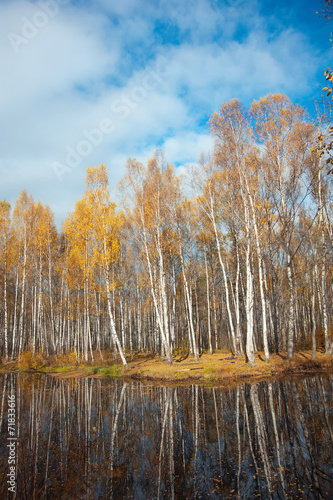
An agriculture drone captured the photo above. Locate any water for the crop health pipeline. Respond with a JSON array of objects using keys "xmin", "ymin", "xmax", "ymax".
[{"xmin": 0, "ymin": 374, "xmax": 332, "ymax": 499}]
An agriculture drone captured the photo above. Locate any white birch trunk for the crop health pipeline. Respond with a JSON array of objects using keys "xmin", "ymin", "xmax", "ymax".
[
  {"xmin": 179, "ymin": 244, "xmax": 198, "ymax": 359},
  {"xmin": 204, "ymin": 250, "xmax": 212, "ymax": 354},
  {"xmin": 286, "ymin": 252, "xmax": 295, "ymax": 361},
  {"xmin": 311, "ymin": 268, "xmax": 317, "ymax": 360},
  {"xmin": 247, "ymin": 188, "xmax": 270, "ymax": 361},
  {"xmin": 18, "ymin": 234, "xmax": 27, "ymax": 356},
  {"xmin": 318, "ymin": 170, "xmax": 329, "ymax": 353},
  {"xmin": 246, "ymin": 237, "xmax": 255, "ymax": 364},
  {"xmin": 156, "ymin": 222, "xmax": 171, "ymax": 350},
  {"xmin": 105, "ymin": 274, "xmax": 127, "ymax": 366},
  {"xmin": 141, "ymin": 217, "xmax": 172, "ymax": 363},
  {"xmin": 245, "ymin": 204, "xmax": 255, "ymax": 364},
  {"xmin": 210, "ymin": 204, "xmax": 236, "ymax": 352},
  {"xmin": 235, "ymin": 242, "xmax": 242, "ymax": 354},
  {"xmin": 102, "ymin": 233, "xmax": 127, "ymax": 365},
  {"xmin": 4, "ymin": 254, "xmax": 8, "ymax": 361},
  {"xmin": 11, "ymin": 264, "xmax": 19, "ymax": 360}
]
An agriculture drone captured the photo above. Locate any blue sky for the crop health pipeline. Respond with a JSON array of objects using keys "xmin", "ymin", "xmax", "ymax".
[{"xmin": 0, "ymin": 0, "xmax": 332, "ymax": 227}]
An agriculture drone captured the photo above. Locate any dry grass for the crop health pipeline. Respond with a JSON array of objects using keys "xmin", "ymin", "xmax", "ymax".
[
  {"xmin": 1, "ymin": 349, "xmax": 332, "ymax": 385},
  {"xmin": 120, "ymin": 350, "xmax": 333, "ymax": 386}
]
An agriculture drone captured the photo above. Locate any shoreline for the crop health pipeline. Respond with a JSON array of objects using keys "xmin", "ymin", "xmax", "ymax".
[{"xmin": 1, "ymin": 350, "xmax": 332, "ymax": 386}]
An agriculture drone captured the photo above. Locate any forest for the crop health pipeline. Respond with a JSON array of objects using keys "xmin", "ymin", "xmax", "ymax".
[{"xmin": 0, "ymin": 93, "xmax": 332, "ymax": 366}]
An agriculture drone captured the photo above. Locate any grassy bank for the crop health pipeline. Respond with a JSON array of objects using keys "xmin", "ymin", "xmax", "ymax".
[{"xmin": 1, "ymin": 349, "xmax": 332, "ymax": 386}]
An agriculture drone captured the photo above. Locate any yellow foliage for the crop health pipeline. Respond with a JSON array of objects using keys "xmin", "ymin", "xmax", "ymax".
[
  {"xmin": 56, "ymin": 350, "xmax": 78, "ymax": 366},
  {"xmin": 18, "ymin": 349, "xmax": 45, "ymax": 371}
]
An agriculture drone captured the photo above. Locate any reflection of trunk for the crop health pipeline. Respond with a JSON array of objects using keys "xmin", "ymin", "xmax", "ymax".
[
  {"xmin": 157, "ymin": 388, "xmax": 171, "ymax": 500},
  {"xmin": 241, "ymin": 385, "xmax": 260, "ymax": 491},
  {"xmin": 194, "ymin": 385, "xmax": 199, "ymax": 496},
  {"xmin": 236, "ymin": 386, "xmax": 241, "ymax": 495},
  {"xmin": 280, "ymin": 382, "xmax": 299, "ymax": 488},
  {"xmin": 6, "ymin": 373, "xmax": 333, "ymax": 498},
  {"xmin": 213, "ymin": 388, "xmax": 223, "ymax": 480},
  {"xmin": 317, "ymin": 377, "xmax": 333, "ymax": 445},
  {"xmin": 0, "ymin": 374, "xmax": 7, "ymax": 431},
  {"xmin": 268, "ymin": 382, "xmax": 286, "ymax": 497},
  {"xmin": 168, "ymin": 389, "xmax": 175, "ymax": 500},
  {"xmin": 250, "ymin": 384, "xmax": 272, "ymax": 495},
  {"xmin": 110, "ymin": 383, "xmax": 127, "ymax": 479},
  {"xmin": 292, "ymin": 381, "xmax": 321, "ymax": 494},
  {"xmin": 175, "ymin": 388, "xmax": 186, "ymax": 475},
  {"xmin": 44, "ymin": 386, "xmax": 56, "ymax": 498}
]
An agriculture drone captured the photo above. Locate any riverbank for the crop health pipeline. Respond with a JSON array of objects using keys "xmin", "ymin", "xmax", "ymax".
[{"xmin": 1, "ymin": 349, "xmax": 332, "ymax": 386}]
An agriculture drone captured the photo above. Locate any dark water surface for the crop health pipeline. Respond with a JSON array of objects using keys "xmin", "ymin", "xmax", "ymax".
[{"xmin": 0, "ymin": 373, "xmax": 332, "ymax": 499}]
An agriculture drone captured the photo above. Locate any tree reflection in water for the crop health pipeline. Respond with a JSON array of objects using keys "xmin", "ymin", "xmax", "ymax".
[{"xmin": 0, "ymin": 374, "xmax": 332, "ymax": 499}]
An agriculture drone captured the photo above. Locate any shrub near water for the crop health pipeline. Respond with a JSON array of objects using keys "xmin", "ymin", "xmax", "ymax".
[
  {"xmin": 56, "ymin": 350, "xmax": 78, "ymax": 366},
  {"xmin": 18, "ymin": 350, "xmax": 45, "ymax": 371}
]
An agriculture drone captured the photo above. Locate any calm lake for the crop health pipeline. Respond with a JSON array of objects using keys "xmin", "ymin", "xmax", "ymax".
[{"xmin": 0, "ymin": 373, "xmax": 332, "ymax": 499}]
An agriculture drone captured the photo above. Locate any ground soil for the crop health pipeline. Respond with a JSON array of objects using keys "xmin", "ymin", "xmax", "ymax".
[{"xmin": 1, "ymin": 349, "xmax": 332, "ymax": 387}]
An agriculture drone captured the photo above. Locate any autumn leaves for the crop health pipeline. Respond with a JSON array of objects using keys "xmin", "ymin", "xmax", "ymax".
[{"xmin": 0, "ymin": 93, "xmax": 332, "ymax": 366}]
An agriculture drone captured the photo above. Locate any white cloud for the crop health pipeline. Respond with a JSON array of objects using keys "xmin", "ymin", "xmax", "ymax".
[
  {"xmin": 0, "ymin": 0, "xmax": 326, "ymax": 228},
  {"xmin": 163, "ymin": 132, "xmax": 213, "ymax": 165}
]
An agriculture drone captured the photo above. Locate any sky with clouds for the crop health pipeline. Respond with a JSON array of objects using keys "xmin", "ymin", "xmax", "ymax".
[{"xmin": 0, "ymin": 0, "xmax": 332, "ymax": 227}]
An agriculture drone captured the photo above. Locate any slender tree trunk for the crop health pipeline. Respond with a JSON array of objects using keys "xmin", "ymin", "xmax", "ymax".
[
  {"xmin": 156, "ymin": 223, "xmax": 171, "ymax": 352},
  {"xmin": 179, "ymin": 245, "xmax": 198, "ymax": 359},
  {"xmin": 204, "ymin": 250, "xmax": 212, "ymax": 354},
  {"xmin": 48, "ymin": 243, "xmax": 55, "ymax": 350},
  {"xmin": 235, "ymin": 241, "xmax": 242, "ymax": 354},
  {"xmin": 212, "ymin": 282, "xmax": 218, "ymax": 350},
  {"xmin": 18, "ymin": 235, "xmax": 27, "ymax": 356},
  {"xmin": 244, "ymin": 204, "xmax": 255, "ymax": 364},
  {"xmin": 141, "ymin": 222, "xmax": 172, "ymax": 363},
  {"xmin": 4, "ymin": 252, "xmax": 8, "ymax": 361},
  {"xmin": 210, "ymin": 205, "xmax": 237, "ymax": 353},
  {"xmin": 286, "ymin": 252, "xmax": 295, "ymax": 361},
  {"xmin": 250, "ymin": 384, "xmax": 272, "ymax": 494},
  {"xmin": 105, "ymin": 274, "xmax": 127, "ymax": 366},
  {"xmin": 245, "ymin": 237, "xmax": 255, "ymax": 364},
  {"xmin": 248, "ymin": 189, "xmax": 269, "ymax": 361},
  {"xmin": 267, "ymin": 382, "xmax": 286, "ymax": 496},
  {"xmin": 311, "ymin": 268, "xmax": 317, "ymax": 360}
]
